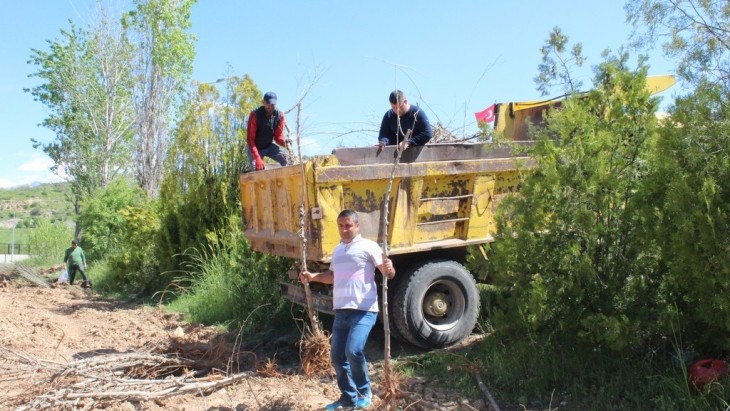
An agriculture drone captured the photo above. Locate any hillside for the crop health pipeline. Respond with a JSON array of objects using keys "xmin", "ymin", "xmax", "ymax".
[{"xmin": 0, "ymin": 182, "xmax": 74, "ymax": 243}]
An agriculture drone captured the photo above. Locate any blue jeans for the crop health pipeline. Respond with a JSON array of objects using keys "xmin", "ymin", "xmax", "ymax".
[
  {"xmin": 331, "ymin": 309, "xmax": 377, "ymax": 406},
  {"xmin": 247, "ymin": 143, "xmax": 288, "ymax": 170}
]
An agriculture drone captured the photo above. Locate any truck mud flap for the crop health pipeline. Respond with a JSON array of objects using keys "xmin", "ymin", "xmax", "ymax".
[{"xmin": 279, "ymin": 282, "xmax": 334, "ymax": 315}]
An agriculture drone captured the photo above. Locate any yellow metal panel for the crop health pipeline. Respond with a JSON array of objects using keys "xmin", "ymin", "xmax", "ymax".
[
  {"xmin": 417, "ymin": 198, "xmax": 462, "ymax": 223},
  {"xmin": 240, "ymin": 174, "xmax": 254, "ymax": 229},
  {"xmin": 241, "ymin": 144, "xmax": 532, "ymax": 262},
  {"xmin": 390, "ymin": 178, "xmax": 423, "ymax": 249},
  {"xmin": 316, "ymin": 183, "xmax": 344, "ymax": 260},
  {"xmin": 272, "ymin": 176, "xmax": 293, "ymax": 233},
  {"xmin": 494, "ymin": 170, "xmax": 521, "ymax": 197},
  {"xmin": 467, "ymin": 174, "xmax": 496, "ymax": 239},
  {"xmin": 414, "ymin": 221, "xmax": 458, "ymax": 243},
  {"xmin": 256, "ymin": 180, "xmax": 273, "ymax": 236},
  {"xmin": 494, "ymin": 75, "xmax": 676, "ymax": 141},
  {"xmin": 412, "ymin": 174, "xmax": 473, "ymax": 243}
]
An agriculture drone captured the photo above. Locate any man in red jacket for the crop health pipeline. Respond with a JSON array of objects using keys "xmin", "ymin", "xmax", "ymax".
[{"xmin": 247, "ymin": 91, "xmax": 290, "ymax": 171}]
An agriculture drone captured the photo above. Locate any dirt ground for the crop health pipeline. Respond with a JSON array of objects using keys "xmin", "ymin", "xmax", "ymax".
[{"xmin": 0, "ymin": 271, "xmax": 489, "ymax": 411}]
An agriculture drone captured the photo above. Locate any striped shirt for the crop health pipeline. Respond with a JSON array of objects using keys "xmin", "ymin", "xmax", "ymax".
[{"xmin": 331, "ymin": 235, "xmax": 383, "ymax": 312}]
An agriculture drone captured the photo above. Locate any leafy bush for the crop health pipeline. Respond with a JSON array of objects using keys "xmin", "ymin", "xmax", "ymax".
[
  {"xmin": 489, "ymin": 57, "xmax": 666, "ymax": 353},
  {"xmin": 78, "ymin": 178, "xmax": 145, "ymax": 262},
  {"xmin": 637, "ymin": 80, "xmax": 730, "ymax": 352},
  {"xmin": 102, "ymin": 202, "xmax": 162, "ymax": 295}
]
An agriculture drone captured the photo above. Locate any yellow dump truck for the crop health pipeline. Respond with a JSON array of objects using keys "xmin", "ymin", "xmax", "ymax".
[
  {"xmin": 239, "ymin": 75, "xmax": 675, "ymax": 349},
  {"xmin": 240, "ymin": 141, "xmax": 532, "ymax": 349}
]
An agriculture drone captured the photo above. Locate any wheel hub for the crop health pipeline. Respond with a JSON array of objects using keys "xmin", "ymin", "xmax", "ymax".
[{"xmin": 423, "ymin": 292, "xmax": 449, "ymax": 317}]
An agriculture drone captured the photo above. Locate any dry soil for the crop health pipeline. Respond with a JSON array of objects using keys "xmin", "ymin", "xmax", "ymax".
[{"xmin": 0, "ymin": 271, "xmax": 488, "ymax": 411}]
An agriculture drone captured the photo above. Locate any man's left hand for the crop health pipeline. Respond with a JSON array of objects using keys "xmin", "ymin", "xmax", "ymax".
[
  {"xmin": 380, "ymin": 254, "xmax": 395, "ymax": 279},
  {"xmin": 398, "ymin": 140, "xmax": 410, "ymax": 151}
]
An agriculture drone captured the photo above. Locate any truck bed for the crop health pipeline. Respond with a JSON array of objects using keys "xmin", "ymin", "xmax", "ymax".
[{"xmin": 239, "ymin": 142, "xmax": 532, "ymax": 263}]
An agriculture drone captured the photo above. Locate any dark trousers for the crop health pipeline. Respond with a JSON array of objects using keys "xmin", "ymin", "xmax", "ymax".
[{"xmin": 68, "ymin": 264, "xmax": 89, "ymax": 285}]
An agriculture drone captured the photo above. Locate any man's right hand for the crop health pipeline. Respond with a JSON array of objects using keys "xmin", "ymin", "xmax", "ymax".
[
  {"xmin": 254, "ymin": 157, "xmax": 265, "ymax": 171},
  {"xmin": 299, "ymin": 271, "xmax": 313, "ymax": 284}
]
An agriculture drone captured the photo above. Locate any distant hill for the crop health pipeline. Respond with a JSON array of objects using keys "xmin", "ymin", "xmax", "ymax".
[{"xmin": 0, "ymin": 182, "xmax": 74, "ymax": 228}]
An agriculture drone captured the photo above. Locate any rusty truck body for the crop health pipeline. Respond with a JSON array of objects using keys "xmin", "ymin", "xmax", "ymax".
[{"xmin": 239, "ymin": 140, "xmax": 532, "ymax": 349}]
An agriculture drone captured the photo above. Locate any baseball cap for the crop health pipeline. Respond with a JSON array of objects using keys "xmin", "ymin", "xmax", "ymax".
[
  {"xmin": 71, "ymin": 239, "xmax": 78, "ymax": 244},
  {"xmin": 263, "ymin": 91, "xmax": 277, "ymax": 104}
]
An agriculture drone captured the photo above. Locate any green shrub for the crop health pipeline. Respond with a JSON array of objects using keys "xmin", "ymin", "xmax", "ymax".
[
  {"xmin": 103, "ymin": 202, "xmax": 161, "ymax": 295},
  {"xmin": 490, "ymin": 59, "xmax": 665, "ymax": 353},
  {"xmin": 79, "ymin": 178, "xmax": 145, "ymax": 262},
  {"xmin": 470, "ymin": 336, "xmax": 729, "ymax": 411},
  {"xmin": 637, "ymin": 81, "xmax": 730, "ymax": 352}
]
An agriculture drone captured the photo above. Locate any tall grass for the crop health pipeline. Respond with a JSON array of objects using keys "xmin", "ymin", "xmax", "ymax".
[
  {"xmin": 411, "ymin": 332, "xmax": 729, "ymax": 411},
  {"xmin": 165, "ymin": 227, "xmax": 292, "ymax": 334}
]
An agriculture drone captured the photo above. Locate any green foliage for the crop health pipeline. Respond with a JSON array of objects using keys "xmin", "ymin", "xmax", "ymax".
[
  {"xmin": 123, "ymin": 0, "xmax": 197, "ymax": 196},
  {"xmin": 0, "ymin": 183, "xmax": 74, "ymax": 252},
  {"xmin": 76, "ymin": 177, "xmax": 163, "ymax": 295},
  {"xmin": 490, "ymin": 54, "xmax": 665, "ymax": 352},
  {"xmin": 82, "ymin": 257, "xmax": 115, "ymax": 296},
  {"xmin": 468, "ymin": 336, "xmax": 730, "ymax": 411},
  {"xmin": 0, "ymin": 228, "xmax": 29, "ymax": 245},
  {"xmin": 27, "ymin": 8, "xmax": 136, "ymax": 228},
  {"xmin": 26, "ymin": 219, "xmax": 72, "ymax": 265},
  {"xmin": 166, "ymin": 216, "xmax": 290, "ymax": 332},
  {"xmin": 534, "ymin": 27, "xmax": 585, "ymax": 96},
  {"xmin": 626, "ymin": 0, "xmax": 730, "ymax": 89},
  {"xmin": 157, "ymin": 75, "xmax": 260, "ymax": 274},
  {"xmin": 638, "ymin": 80, "xmax": 730, "ymax": 352},
  {"xmin": 0, "ymin": 183, "xmax": 70, "ymax": 202},
  {"xmin": 105, "ymin": 202, "xmax": 162, "ymax": 295},
  {"xmin": 124, "ymin": 0, "xmax": 196, "ymax": 94},
  {"xmin": 78, "ymin": 178, "xmax": 146, "ymax": 262}
]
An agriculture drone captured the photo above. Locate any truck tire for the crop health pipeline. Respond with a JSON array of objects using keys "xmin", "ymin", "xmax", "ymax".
[
  {"xmin": 392, "ymin": 260, "xmax": 480, "ymax": 349},
  {"xmin": 382, "ymin": 270, "xmax": 409, "ymax": 344}
]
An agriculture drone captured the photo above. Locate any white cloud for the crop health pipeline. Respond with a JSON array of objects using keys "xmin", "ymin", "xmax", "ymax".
[
  {"xmin": 19, "ymin": 154, "xmax": 53, "ymax": 172},
  {"xmin": 0, "ymin": 154, "xmax": 65, "ymax": 189},
  {"xmin": 298, "ymin": 137, "xmax": 321, "ymax": 156},
  {"xmin": 0, "ymin": 178, "xmax": 14, "ymax": 189},
  {"xmin": 20, "ymin": 172, "xmax": 64, "ymax": 186}
]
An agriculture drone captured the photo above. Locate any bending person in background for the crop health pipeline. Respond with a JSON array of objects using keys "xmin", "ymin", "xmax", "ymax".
[
  {"xmin": 377, "ymin": 89, "xmax": 432, "ymax": 151},
  {"xmin": 64, "ymin": 239, "xmax": 91, "ymax": 289},
  {"xmin": 299, "ymin": 209, "xmax": 395, "ymax": 410},
  {"xmin": 247, "ymin": 91, "xmax": 290, "ymax": 171}
]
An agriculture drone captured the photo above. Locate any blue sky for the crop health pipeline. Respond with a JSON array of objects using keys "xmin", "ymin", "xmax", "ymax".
[{"xmin": 0, "ymin": 1, "xmax": 676, "ymax": 188}]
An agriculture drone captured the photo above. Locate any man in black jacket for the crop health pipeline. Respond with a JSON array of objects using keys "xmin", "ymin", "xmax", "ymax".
[{"xmin": 377, "ymin": 90, "xmax": 432, "ymax": 150}]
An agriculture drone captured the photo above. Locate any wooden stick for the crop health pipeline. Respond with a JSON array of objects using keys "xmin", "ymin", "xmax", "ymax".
[
  {"xmin": 2, "ymin": 347, "xmax": 254, "ymax": 411},
  {"xmin": 474, "ymin": 369, "xmax": 502, "ymax": 411},
  {"xmin": 379, "ymin": 126, "xmax": 412, "ymax": 400},
  {"xmin": 294, "ymin": 102, "xmax": 321, "ymax": 335}
]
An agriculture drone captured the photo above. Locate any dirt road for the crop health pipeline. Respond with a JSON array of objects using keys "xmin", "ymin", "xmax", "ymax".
[{"xmin": 0, "ymin": 276, "xmax": 486, "ymax": 410}]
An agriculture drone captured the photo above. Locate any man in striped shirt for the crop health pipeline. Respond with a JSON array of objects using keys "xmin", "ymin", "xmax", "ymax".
[{"xmin": 300, "ymin": 209, "xmax": 395, "ymax": 410}]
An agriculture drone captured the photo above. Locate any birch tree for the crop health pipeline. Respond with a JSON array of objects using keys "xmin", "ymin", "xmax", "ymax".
[
  {"xmin": 123, "ymin": 0, "xmax": 196, "ymax": 197},
  {"xmin": 27, "ymin": 6, "xmax": 136, "ymax": 237}
]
